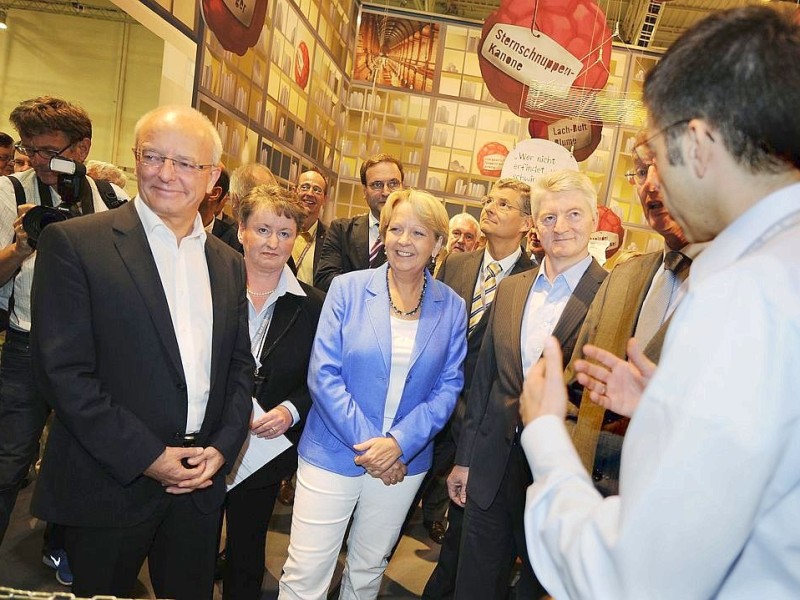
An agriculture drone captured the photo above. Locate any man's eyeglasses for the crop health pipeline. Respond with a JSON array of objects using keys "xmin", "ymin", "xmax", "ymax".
[
  {"xmin": 633, "ymin": 119, "xmax": 691, "ymax": 158},
  {"xmin": 298, "ymin": 182, "xmax": 325, "ymax": 195},
  {"xmin": 480, "ymin": 195, "xmax": 529, "ymax": 215},
  {"xmin": 133, "ymin": 149, "xmax": 214, "ymax": 175},
  {"xmin": 367, "ymin": 179, "xmax": 401, "ymax": 192},
  {"xmin": 15, "ymin": 141, "xmax": 73, "ymax": 160},
  {"xmin": 624, "ymin": 163, "xmax": 654, "ymax": 186}
]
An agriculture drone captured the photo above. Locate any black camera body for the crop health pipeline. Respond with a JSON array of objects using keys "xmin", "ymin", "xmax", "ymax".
[{"xmin": 21, "ymin": 157, "xmax": 87, "ymax": 249}]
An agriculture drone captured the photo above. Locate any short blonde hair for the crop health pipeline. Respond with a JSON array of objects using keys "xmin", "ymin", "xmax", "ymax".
[
  {"xmin": 379, "ymin": 189, "xmax": 448, "ymax": 243},
  {"xmin": 530, "ymin": 170, "xmax": 598, "ymax": 221}
]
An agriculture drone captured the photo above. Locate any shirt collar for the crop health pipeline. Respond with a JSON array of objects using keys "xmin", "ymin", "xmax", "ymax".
[
  {"xmin": 249, "ymin": 264, "xmax": 306, "ymax": 316},
  {"xmin": 691, "ymin": 182, "xmax": 800, "ymax": 286},
  {"xmin": 134, "ymin": 195, "xmax": 207, "ymax": 244},
  {"xmin": 535, "ymin": 254, "xmax": 593, "ymax": 291},
  {"xmin": 277, "ymin": 263, "xmax": 307, "ymax": 298},
  {"xmin": 664, "ymin": 241, "xmax": 708, "ymax": 262},
  {"xmin": 482, "ymin": 246, "xmax": 522, "ymax": 274},
  {"xmin": 302, "ymin": 220, "xmax": 318, "ymax": 237},
  {"xmin": 368, "ymin": 211, "xmax": 380, "ymax": 229}
]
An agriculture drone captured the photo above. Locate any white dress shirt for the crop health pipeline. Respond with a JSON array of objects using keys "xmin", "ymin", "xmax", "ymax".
[
  {"xmin": 248, "ymin": 264, "xmax": 305, "ymax": 425},
  {"xmin": 522, "ymin": 182, "xmax": 800, "ymax": 599},
  {"xmin": 135, "ymin": 197, "xmax": 213, "ymax": 434}
]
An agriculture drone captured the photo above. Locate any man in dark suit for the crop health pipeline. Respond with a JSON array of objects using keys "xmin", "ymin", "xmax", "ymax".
[
  {"xmin": 228, "ymin": 163, "xmax": 277, "ymax": 220},
  {"xmin": 314, "ymin": 153, "xmax": 403, "ymax": 291},
  {"xmin": 448, "ymin": 170, "xmax": 607, "ymax": 599},
  {"xmin": 289, "ymin": 169, "xmax": 328, "ymax": 287},
  {"xmin": 29, "ymin": 105, "xmax": 253, "ymax": 600},
  {"xmin": 565, "ymin": 130, "xmax": 704, "ymax": 497},
  {"xmin": 200, "ymin": 167, "xmax": 243, "ymax": 254},
  {"xmin": 422, "ymin": 178, "xmax": 535, "ymax": 597}
]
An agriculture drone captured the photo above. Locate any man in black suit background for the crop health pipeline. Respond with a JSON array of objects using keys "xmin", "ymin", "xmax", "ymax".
[
  {"xmin": 29, "ymin": 105, "xmax": 253, "ymax": 600},
  {"xmin": 200, "ymin": 167, "xmax": 242, "ymax": 254},
  {"xmin": 313, "ymin": 153, "xmax": 403, "ymax": 291},
  {"xmin": 423, "ymin": 179, "xmax": 535, "ymax": 598}
]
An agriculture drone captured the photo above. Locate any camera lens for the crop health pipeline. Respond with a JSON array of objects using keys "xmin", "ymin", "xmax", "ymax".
[{"xmin": 21, "ymin": 206, "xmax": 70, "ymax": 250}]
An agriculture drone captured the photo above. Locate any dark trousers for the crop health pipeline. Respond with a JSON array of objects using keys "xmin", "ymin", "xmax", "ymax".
[
  {"xmin": 422, "ymin": 500, "xmax": 463, "ymax": 599},
  {"xmin": 64, "ymin": 493, "xmax": 221, "ymax": 600},
  {"xmin": 454, "ymin": 443, "xmax": 546, "ymax": 600},
  {"xmin": 0, "ymin": 328, "xmax": 49, "ymax": 544},
  {"xmin": 419, "ymin": 423, "xmax": 456, "ymax": 525},
  {"xmin": 223, "ymin": 478, "xmax": 281, "ymax": 600}
]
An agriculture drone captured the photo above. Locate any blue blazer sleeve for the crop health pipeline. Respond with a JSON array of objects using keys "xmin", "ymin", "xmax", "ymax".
[{"xmin": 306, "ymin": 274, "xmax": 386, "ymax": 449}]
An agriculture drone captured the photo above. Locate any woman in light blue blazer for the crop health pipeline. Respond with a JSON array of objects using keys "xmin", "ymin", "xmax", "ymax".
[{"xmin": 279, "ymin": 189, "xmax": 466, "ymax": 600}]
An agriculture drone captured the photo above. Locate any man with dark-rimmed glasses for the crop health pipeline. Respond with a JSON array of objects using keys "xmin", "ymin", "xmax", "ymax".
[
  {"xmin": 520, "ymin": 6, "xmax": 800, "ymax": 598},
  {"xmin": 563, "ymin": 128, "xmax": 705, "ymax": 500},
  {"xmin": 0, "ymin": 97, "xmax": 128, "ymax": 584},
  {"xmin": 314, "ymin": 153, "xmax": 404, "ymax": 291}
]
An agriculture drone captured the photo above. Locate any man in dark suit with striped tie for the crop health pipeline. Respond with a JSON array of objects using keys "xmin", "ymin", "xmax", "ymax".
[
  {"xmin": 448, "ymin": 170, "xmax": 607, "ymax": 600},
  {"xmin": 314, "ymin": 154, "xmax": 403, "ymax": 292},
  {"xmin": 423, "ymin": 178, "xmax": 535, "ymax": 598}
]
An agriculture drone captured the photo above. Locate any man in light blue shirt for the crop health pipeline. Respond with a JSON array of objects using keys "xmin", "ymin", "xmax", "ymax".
[{"xmin": 447, "ymin": 170, "xmax": 607, "ymax": 599}]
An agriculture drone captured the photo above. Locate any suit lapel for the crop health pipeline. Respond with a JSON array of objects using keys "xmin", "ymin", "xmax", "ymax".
[
  {"xmin": 312, "ymin": 221, "xmax": 327, "ymax": 274},
  {"xmin": 408, "ymin": 271, "xmax": 442, "ymax": 371},
  {"xmin": 205, "ymin": 239, "xmax": 233, "ymax": 396},
  {"xmin": 365, "ymin": 267, "xmax": 392, "ymax": 373},
  {"xmin": 260, "ymin": 294, "xmax": 302, "ymax": 364},
  {"xmin": 627, "ymin": 252, "xmax": 663, "ymax": 329},
  {"xmin": 458, "ymin": 252, "xmax": 483, "ymax": 316},
  {"xmin": 551, "ymin": 259, "xmax": 606, "ymax": 358},
  {"xmin": 508, "ymin": 270, "xmax": 538, "ymax": 376},
  {"xmin": 352, "ymin": 215, "xmax": 371, "ymax": 270},
  {"xmin": 112, "ymin": 203, "xmax": 184, "ymax": 380}
]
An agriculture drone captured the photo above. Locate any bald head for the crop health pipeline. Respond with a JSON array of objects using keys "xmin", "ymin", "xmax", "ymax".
[
  {"xmin": 134, "ymin": 105, "xmax": 222, "ymax": 165},
  {"xmin": 229, "ymin": 163, "xmax": 277, "ymax": 218}
]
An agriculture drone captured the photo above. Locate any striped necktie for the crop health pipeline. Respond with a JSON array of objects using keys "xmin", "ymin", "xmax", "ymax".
[
  {"xmin": 369, "ymin": 237, "xmax": 384, "ymax": 267},
  {"xmin": 468, "ymin": 261, "xmax": 501, "ymax": 336}
]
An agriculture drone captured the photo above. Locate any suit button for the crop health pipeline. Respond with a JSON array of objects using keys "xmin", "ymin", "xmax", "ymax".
[
  {"xmin": 177, "ymin": 382, "xmax": 186, "ymax": 391},
  {"xmin": 592, "ymin": 468, "xmax": 603, "ymax": 482}
]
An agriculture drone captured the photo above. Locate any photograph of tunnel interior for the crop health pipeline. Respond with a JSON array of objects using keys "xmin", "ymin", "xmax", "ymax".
[{"xmin": 355, "ymin": 13, "xmax": 439, "ymax": 92}]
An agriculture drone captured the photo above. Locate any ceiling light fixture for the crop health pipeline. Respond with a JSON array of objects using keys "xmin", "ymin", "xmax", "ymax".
[{"xmin": 0, "ymin": 9, "xmax": 8, "ymax": 31}]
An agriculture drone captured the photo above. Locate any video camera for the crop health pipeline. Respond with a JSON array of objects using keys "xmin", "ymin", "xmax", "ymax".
[{"xmin": 22, "ymin": 156, "xmax": 86, "ymax": 249}]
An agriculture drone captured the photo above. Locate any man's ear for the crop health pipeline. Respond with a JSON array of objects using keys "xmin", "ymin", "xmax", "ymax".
[
  {"xmin": 208, "ymin": 185, "xmax": 223, "ymax": 203},
  {"xmin": 74, "ymin": 138, "xmax": 91, "ymax": 162},
  {"xmin": 687, "ymin": 119, "xmax": 715, "ymax": 178},
  {"xmin": 519, "ymin": 214, "xmax": 533, "ymax": 235}
]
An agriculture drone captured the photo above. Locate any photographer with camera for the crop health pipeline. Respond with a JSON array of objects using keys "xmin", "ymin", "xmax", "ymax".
[{"xmin": 0, "ymin": 97, "xmax": 128, "ymax": 585}]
